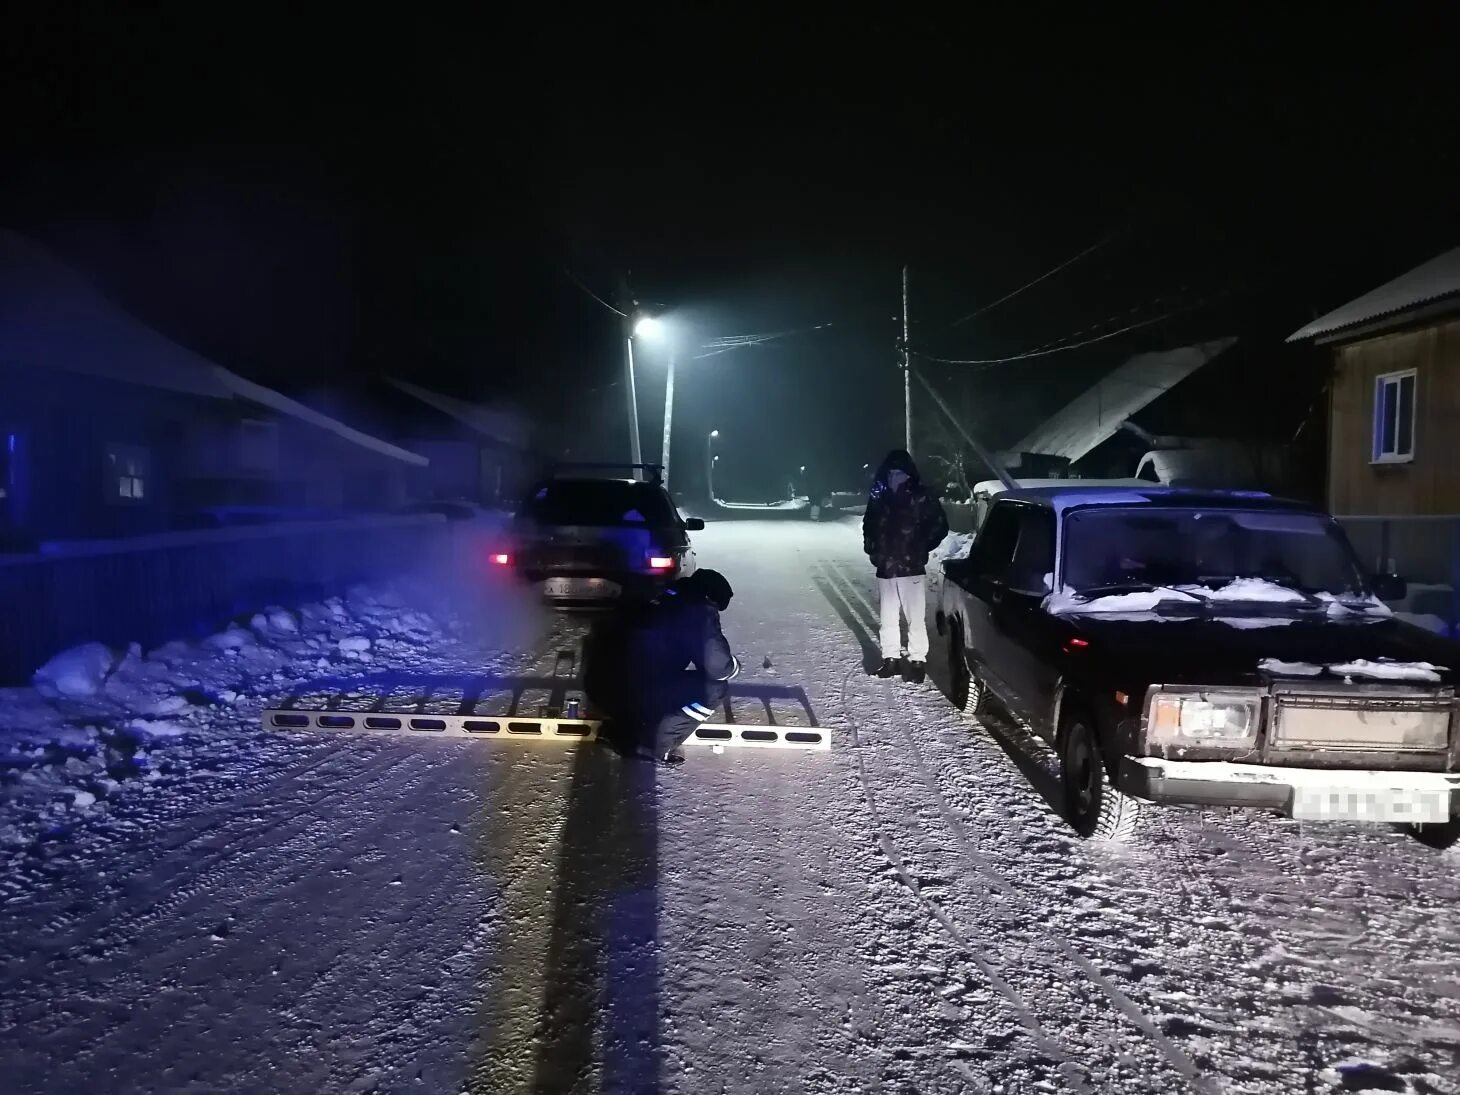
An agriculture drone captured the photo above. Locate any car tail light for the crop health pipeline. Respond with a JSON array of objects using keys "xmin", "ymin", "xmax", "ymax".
[
  {"xmin": 648, "ymin": 556, "xmax": 675, "ymax": 571},
  {"xmin": 490, "ymin": 552, "xmax": 512, "ymax": 566}
]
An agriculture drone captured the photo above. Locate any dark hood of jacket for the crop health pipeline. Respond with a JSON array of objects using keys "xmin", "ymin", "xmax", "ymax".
[{"xmin": 872, "ymin": 449, "xmax": 921, "ymax": 491}]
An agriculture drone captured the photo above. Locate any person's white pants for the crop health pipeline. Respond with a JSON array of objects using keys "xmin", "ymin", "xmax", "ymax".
[{"xmin": 877, "ymin": 575, "xmax": 928, "ymax": 661}]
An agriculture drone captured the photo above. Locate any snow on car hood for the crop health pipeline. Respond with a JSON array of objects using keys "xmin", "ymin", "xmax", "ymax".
[
  {"xmin": 1259, "ymin": 656, "xmax": 1447, "ymax": 683},
  {"xmin": 1044, "ymin": 578, "xmax": 1391, "ymax": 626}
]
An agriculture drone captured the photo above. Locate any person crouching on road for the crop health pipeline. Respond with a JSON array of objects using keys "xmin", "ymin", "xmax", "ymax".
[
  {"xmin": 630, "ymin": 569, "xmax": 740, "ymax": 767},
  {"xmin": 863, "ymin": 449, "xmax": 949, "ymax": 683}
]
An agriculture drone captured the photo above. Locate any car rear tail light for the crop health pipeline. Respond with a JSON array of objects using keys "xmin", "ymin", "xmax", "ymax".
[
  {"xmin": 649, "ymin": 556, "xmax": 674, "ymax": 571},
  {"xmin": 490, "ymin": 553, "xmax": 512, "ymax": 566}
]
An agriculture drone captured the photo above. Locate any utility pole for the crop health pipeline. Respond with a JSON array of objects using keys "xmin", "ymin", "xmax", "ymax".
[
  {"xmin": 660, "ymin": 350, "xmax": 676, "ymax": 485},
  {"xmin": 902, "ymin": 265, "xmax": 912, "ymax": 454},
  {"xmin": 618, "ymin": 273, "xmax": 644, "ymax": 475}
]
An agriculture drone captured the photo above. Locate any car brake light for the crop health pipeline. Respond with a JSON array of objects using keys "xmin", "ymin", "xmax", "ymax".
[
  {"xmin": 649, "ymin": 556, "xmax": 674, "ymax": 571},
  {"xmin": 491, "ymin": 553, "xmax": 512, "ymax": 566}
]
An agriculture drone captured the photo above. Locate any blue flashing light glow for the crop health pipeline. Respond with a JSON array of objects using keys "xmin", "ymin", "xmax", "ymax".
[{"xmin": 6, "ymin": 434, "xmax": 13, "ymax": 454}]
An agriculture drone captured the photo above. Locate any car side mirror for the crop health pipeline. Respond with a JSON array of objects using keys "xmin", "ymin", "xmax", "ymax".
[
  {"xmin": 684, "ymin": 518, "xmax": 706, "ymax": 531},
  {"xmin": 1372, "ymin": 573, "xmax": 1407, "ymax": 602}
]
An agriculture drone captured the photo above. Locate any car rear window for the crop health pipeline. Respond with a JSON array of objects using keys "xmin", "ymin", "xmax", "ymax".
[{"xmin": 521, "ymin": 481, "xmax": 678, "ymax": 527}]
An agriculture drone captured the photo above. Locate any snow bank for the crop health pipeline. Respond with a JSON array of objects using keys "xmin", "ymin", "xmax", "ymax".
[{"xmin": 0, "ymin": 576, "xmax": 495, "ymax": 863}]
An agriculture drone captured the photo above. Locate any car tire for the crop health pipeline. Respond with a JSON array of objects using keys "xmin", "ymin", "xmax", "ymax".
[
  {"xmin": 1406, "ymin": 818, "xmax": 1460, "ymax": 850},
  {"xmin": 1060, "ymin": 709, "xmax": 1141, "ymax": 842},
  {"xmin": 947, "ymin": 622, "xmax": 988, "ymax": 715}
]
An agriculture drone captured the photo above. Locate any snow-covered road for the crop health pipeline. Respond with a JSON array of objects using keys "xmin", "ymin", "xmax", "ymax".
[{"xmin": 3, "ymin": 520, "xmax": 1459, "ymax": 1094}]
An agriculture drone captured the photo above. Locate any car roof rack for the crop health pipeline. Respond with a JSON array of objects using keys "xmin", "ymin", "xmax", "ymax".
[{"xmin": 548, "ymin": 462, "xmax": 665, "ymax": 485}]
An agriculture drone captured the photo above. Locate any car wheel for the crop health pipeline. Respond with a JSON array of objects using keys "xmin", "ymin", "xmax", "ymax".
[
  {"xmin": 947, "ymin": 622, "xmax": 987, "ymax": 715},
  {"xmin": 1406, "ymin": 818, "xmax": 1460, "ymax": 850},
  {"xmin": 1060, "ymin": 710, "xmax": 1141, "ymax": 842}
]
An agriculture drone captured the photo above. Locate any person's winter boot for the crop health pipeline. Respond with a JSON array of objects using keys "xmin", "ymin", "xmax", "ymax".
[
  {"xmin": 905, "ymin": 660, "xmax": 927, "ymax": 685},
  {"xmin": 875, "ymin": 658, "xmax": 900, "ymax": 679},
  {"xmin": 658, "ymin": 750, "xmax": 686, "ymax": 768}
]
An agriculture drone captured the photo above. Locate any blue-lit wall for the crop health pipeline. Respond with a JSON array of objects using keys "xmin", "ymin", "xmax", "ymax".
[{"xmin": 0, "ymin": 516, "xmax": 467, "ymax": 684}]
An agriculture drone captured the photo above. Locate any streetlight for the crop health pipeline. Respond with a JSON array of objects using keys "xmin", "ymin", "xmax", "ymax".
[
  {"xmin": 631, "ymin": 315, "xmax": 679, "ymax": 485},
  {"xmin": 706, "ymin": 430, "xmax": 721, "ymax": 502}
]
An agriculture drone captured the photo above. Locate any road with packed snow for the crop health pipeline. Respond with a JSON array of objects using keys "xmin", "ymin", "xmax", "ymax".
[{"xmin": 2, "ymin": 519, "xmax": 1459, "ymax": 1094}]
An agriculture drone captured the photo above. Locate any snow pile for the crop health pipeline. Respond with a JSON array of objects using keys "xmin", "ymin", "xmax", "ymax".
[
  {"xmin": 1258, "ymin": 657, "xmax": 1447, "ymax": 682},
  {"xmin": 0, "ymin": 582, "xmax": 482, "ymax": 862},
  {"xmin": 33, "ymin": 642, "xmax": 121, "ymax": 699},
  {"xmin": 931, "ymin": 531, "xmax": 973, "ymax": 563},
  {"xmin": 1328, "ymin": 658, "xmax": 1445, "ymax": 683},
  {"xmin": 1258, "ymin": 659, "xmax": 1325, "ymax": 676},
  {"xmin": 1046, "ymin": 579, "xmax": 1395, "ymax": 624}
]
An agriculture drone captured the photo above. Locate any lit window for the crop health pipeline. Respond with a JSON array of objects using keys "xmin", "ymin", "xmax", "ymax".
[
  {"xmin": 1372, "ymin": 369, "xmax": 1417, "ymax": 463},
  {"xmin": 106, "ymin": 444, "xmax": 149, "ymax": 504}
]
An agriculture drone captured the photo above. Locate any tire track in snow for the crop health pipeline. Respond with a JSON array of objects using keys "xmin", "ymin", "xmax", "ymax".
[
  {"xmin": 0, "ymin": 742, "xmax": 420, "ymax": 994},
  {"xmin": 59, "ymin": 750, "xmax": 480, "ymax": 1085},
  {"xmin": 819, "ymin": 559, "xmax": 1217, "ymax": 1094},
  {"xmin": 815, "ymin": 565, "xmax": 1096, "ymax": 1093}
]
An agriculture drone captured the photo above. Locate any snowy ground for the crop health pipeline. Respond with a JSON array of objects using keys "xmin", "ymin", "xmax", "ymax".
[{"xmin": 2, "ymin": 519, "xmax": 1459, "ymax": 1094}]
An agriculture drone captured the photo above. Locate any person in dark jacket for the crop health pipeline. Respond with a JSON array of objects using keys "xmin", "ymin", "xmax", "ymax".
[
  {"xmin": 863, "ymin": 449, "xmax": 948, "ymax": 682},
  {"xmin": 612, "ymin": 568, "xmax": 740, "ymax": 766}
]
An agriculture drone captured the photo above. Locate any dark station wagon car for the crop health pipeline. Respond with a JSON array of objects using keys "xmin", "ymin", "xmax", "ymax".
[
  {"xmin": 497, "ymin": 464, "xmax": 702, "ymax": 608},
  {"xmin": 937, "ymin": 486, "xmax": 1460, "ymax": 847}
]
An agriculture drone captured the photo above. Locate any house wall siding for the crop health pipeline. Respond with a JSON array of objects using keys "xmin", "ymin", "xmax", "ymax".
[
  {"xmin": 1328, "ymin": 317, "xmax": 1460, "ymax": 515},
  {"xmin": 0, "ymin": 365, "xmax": 196, "ymax": 540}
]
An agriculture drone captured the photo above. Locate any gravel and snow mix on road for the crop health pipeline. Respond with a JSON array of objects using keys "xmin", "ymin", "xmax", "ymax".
[{"xmin": 2, "ymin": 519, "xmax": 1459, "ymax": 1094}]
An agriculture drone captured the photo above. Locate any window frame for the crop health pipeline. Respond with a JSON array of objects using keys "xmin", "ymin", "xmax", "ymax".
[
  {"xmin": 1371, "ymin": 368, "xmax": 1417, "ymax": 465},
  {"xmin": 105, "ymin": 443, "xmax": 150, "ymax": 505}
]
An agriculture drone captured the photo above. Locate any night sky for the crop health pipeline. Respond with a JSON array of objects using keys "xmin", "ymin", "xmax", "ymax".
[{"xmin": 5, "ymin": 10, "xmax": 1460, "ymax": 496}]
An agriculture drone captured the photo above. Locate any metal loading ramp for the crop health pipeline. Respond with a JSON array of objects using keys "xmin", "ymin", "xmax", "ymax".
[
  {"xmin": 261, "ymin": 647, "xmax": 830, "ymax": 752},
  {"xmin": 260, "ymin": 709, "xmax": 830, "ymax": 751}
]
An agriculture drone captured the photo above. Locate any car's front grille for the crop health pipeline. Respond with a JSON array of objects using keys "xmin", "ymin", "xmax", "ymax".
[{"xmin": 1269, "ymin": 691, "xmax": 1454, "ymax": 753}]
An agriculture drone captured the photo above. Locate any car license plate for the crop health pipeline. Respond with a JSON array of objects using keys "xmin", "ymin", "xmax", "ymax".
[
  {"xmin": 1290, "ymin": 786, "xmax": 1450, "ymax": 824},
  {"xmin": 542, "ymin": 577, "xmax": 620, "ymax": 599}
]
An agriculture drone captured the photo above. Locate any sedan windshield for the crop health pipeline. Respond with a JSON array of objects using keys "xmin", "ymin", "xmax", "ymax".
[{"xmin": 1061, "ymin": 507, "xmax": 1366, "ymax": 597}]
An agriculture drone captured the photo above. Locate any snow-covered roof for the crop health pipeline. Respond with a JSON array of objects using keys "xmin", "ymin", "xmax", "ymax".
[
  {"xmin": 1001, "ymin": 484, "xmax": 1276, "ymax": 515},
  {"xmin": 224, "ymin": 374, "xmax": 427, "ymax": 467},
  {"xmin": 1288, "ymin": 245, "xmax": 1460, "ymax": 343},
  {"xmin": 1007, "ymin": 339, "xmax": 1237, "ymax": 464},
  {"xmin": 0, "ymin": 227, "xmax": 234, "ymax": 399},
  {"xmin": 0, "ymin": 228, "xmax": 425, "ymax": 467},
  {"xmin": 386, "ymin": 376, "xmax": 528, "ymax": 450}
]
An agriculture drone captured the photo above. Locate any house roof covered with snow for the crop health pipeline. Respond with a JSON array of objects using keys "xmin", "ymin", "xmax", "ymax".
[
  {"xmin": 1287, "ymin": 245, "xmax": 1460, "ymax": 343},
  {"xmin": 0, "ymin": 228, "xmax": 426, "ymax": 467},
  {"xmin": 1006, "ymin": 338, "xmax": 1237, "ymax": 465},
  {"xmin": 386, "ymin": 377, "xmax": 528, "ymax": 450}
]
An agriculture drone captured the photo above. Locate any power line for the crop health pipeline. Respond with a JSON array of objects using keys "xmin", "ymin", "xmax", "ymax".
[
  {"xmin": 918, "ymin": 295, "xmax": 1213, "ymax": 368},
  {"xmin": 562, "ymin": 267, "xmax": 628, "ymax": 318},
  {"xmin": 942, "ymin": 233, "xmax": 1117, "ymax": 332},
  {"xmin": 691, "ymin": 322, "xmax": 837, "ymax": 359}
]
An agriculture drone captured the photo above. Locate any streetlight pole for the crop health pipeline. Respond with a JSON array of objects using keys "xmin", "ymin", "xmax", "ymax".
[
  {"xmin": 624, "ymin": 327, "xmax": 644, "ymax": 474},
  {"xmin": 660, "ymin": 350, "xmax": 676, "ymax": 485},
  {"xmin": 902, "ymin": 264, "xmax": 913, "ymax": 455},
  {"xmin": 706, "ymin": 430, "xmax": 720, "ymax": 501}
]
